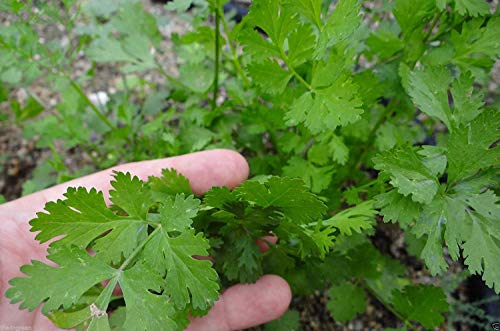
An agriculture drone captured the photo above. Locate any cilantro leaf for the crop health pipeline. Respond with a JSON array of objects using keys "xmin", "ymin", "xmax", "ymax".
[
  {"xmin": 314, "ymin": 0, "xmax": 361, "ymax": 58},
  {"xmin": 110, "ymin": 172, "xmax": 153, "ymax": 220},
  {"xmin": 447, "ymin": 108, "xmax": 500, "ymax": 184},
  {"xmin": 246, "ymin": 60, "xmax": 293, "ymax": 95},
  {"xmin": 222, "ymin": 229, "xmax": 263, "ymax": 283},
  {"xmin": 454, "ymin": 0, "xmax": 491, "ymax": 17},
  {"xmin": 236, "ymin": 176, "xmax": 327, "ymax": 224},
  {"xmin": 450, "ymin": 71, "xmax": 484, "ymax": 125},
  {"xmin": 375, "ymin": 190, "xmax": 422, "ymax": 227},
  {"xmin": 393, "ymin": 0, "xmax": 435, "ymax": 35},
  {"xmin": 392, "ymin": 285, "xmax": 449, "ymax": 329},
  {"xmin": 282, "ymin": 156, "xmax": 334, "ymax": 193},
  {"xmin": 408, "ymin": 66, "xmax": 453, "ymax": 130},
  {"xmin": 327, "ymin": 282, "xmax": 366, "ymax": 323},
  {"xmin": 324, "ymin": 201, "xmax": 376, "ymax": 236},
  {"xmin": 149, "ymin": 168, "xmax": 193, "ymax": 200},
  {"xmin": 287, "ymin": 24, "xmax": 316, "ymax": 67},
  {"xmin": 373, "ymin": 147, "xmax": 439, "ymax": 204},
  {"xmin": 244, "ymin": 0, "xmax": 297, "ymax": 48},
  {"xmin": 30, "ymin": 187, "xmax": 130, "ymax": 248},
  {"xmin": 6, "ymin": 246, "xmax": 116, "ymax": 314},
  {"xmin": 460, "ymin": 191, "xmax": 500, "ymax": 292},
  {"xmin": 159, "ymin": 194, "xmax": 201, "ymax": 232},
  {"xmin": 286, "ymin": 76, "xmax": 363, "ymax": 134},
  {"xmin": 119, "ymin": 263, "xmax": 178, "ymax": 330},
  {"xmin": 450, "ymin": 17, "xmax": 500, "ymax": 73},
  {"xmin": 412, "ymin": 195, "xmax": 465, "ymax": 274},
  {"xmin": 264, "ymin": 309, "xmax": 300, "ymax": 331},
  {"xmin": 283, "ymin": 0, "xmax": 322, "ymax": 28},
  {"xmin": 142, "ymin": 228, "xmax": 219, "ymax": 310}
]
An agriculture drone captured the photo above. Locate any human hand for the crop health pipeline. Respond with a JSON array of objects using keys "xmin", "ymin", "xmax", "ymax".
[{"xmin": 0, "ymin": 149, "xmax": 291, "ymax": 331}]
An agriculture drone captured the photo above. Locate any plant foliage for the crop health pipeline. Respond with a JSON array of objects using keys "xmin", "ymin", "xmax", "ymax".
[{"xmin": 1, "ymin": 0, "xmax": 499, "ymax": 329}]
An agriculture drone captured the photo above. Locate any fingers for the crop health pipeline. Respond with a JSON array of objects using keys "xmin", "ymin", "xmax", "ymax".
[
  {"xmin": 186, "ymin": 275, "xmax": 292, "ymax": 331},
  {"xmin": 1, "ymin": 149, "xmax": 249, "ymax": 214},
  {"xmin": 256, "ymin": 235, "xmax": 278, "ymax": 253}
]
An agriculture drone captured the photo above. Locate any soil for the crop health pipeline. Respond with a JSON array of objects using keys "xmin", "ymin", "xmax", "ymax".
[{"xmin": 1, "ymin": 1, "xmax": 498, "ymax": 330}]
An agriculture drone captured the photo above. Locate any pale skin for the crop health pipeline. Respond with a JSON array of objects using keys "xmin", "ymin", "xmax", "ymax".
[{"xmin": 0, "ymin": 149, "xmax": 291, "ymax": 330}]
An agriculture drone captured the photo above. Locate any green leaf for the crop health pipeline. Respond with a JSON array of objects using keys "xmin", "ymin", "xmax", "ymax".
[
  {"xmin": 373, "ymin": 147, "xmax": 439, "ymax": 204},
  {"xmin": 179, "ymin": 63, "xmax": 213, "ymax": 93},
  {"xmin": 6, "ymin": 246, "xmax": 116, "ymax": 314},
  {"xmin": 264, "ymin": 309, "xmax": 300, "ymax": 331},
  {"xmin": 375, "ymin": 190, "xmax": 422, "ymax": 227},
  {"xmin": 283, "ymin": 0, "xmax": 322, "ymax": 28},
  {"xmin": 408, "ymin": 66, "xmax": 453, "ymax": 130},
  {"xmin": 238, "ymin": 29, "xmax": 281, "ymax": 63},
  {"xmin": 454, "ymin": 0, "xmax": 490, "ymax": 16},
  {"xmin": 450, "ymin": 17, "xmax": 500, "ymax": 72},
  {"xmin": 324, "ymin": 201, "xmax": 376, "ymax": 236},
  {"xmin": 120, "ymin": 263, "xmax": 178, "ymax": 330},
  {"xmin": 314, "ymin": 0, "xmax": 361, "ymax": 57},
  {"xmin": 247, "ymin": 60, "xmax": 293, "ymax": 95},
  {"xmin": 450, "ymin": 71, "xmax": 484, "ymax": 125},
  {"xmin": 418, "ymin": 146, "xmax": 447, "ymax": 177},
  {"xmin": 447, "ymin": 108, "xmax": 500, "ymax": 183},
  {"xmin": 392, "ymin": 285, "xmax": 449, "ymax": 329},
  {"xmin": 30, "ymin": 187, "xmax": 127, "ymax": 247},
  {"xmin": 49, "ymin": 307, "xmax": 91, "ymax": 329},
  {"xmin": 327, "ymin": 282, "xmax": 366, "ymax": 322},
  {"xmin": 460, "ymin": 191, "xmax": 500, "ymax": 292},
  {"xmin": 393, "ymin": 0, "xmax": 436, "ymax": 34},
  {"xmin": 236, "ymin": 176, "xmax": 327, "ymax": 224},
  {"xmin": 282, "ymin": 156, "xmax": 334, "ymax": 193},
  {"xmin": 159, "ymin": 194, "xmax": 201, "ymax": 232},
  {"xmin": 165, "ymin": 0, "xmax": 193, "ymax": 12},
  {"xmin": 149, "ymin": 168, "xmax": 193, "ymax": 200},
  {"xmin": 286, "ymin": 76, "xmax": 363, "ymax": 133},
  {"xmin": 287, "ymin": 24, "xmax": 316, "ymax": 67},
  {"xmin": 412, "ymin": 194, "xmax": 465, "ymax": 274},
  {"xmin": 222, "ymin": 229, "xmax": 263, "ymax": 283},
  {"xmin": 11, "ymin": 95, "xmax": 44, "ymax": 122},
  {"xmin": 142, "ymin": 229, "xmax": 219, "ymax": 310},
  {"xmin": 203, "ymin": 186, "xmax": 238, "ymax": 209},
  {"xmin": 110, "ymin": 172, "xmax": 153, "ymax": 220},
  {"xmin": 244, "ymin": 0, "xmax": 297, "ymax": 48}
]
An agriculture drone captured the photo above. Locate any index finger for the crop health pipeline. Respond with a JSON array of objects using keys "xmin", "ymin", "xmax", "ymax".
[{"xmin": 1, "ymin": 149, "xmax": 249, "ymax": 214}]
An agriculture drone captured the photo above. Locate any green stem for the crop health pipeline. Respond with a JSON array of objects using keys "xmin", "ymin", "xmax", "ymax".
[
  {"xmin": 212, "ymin": 0, "xmax": 221, "ymax": 111},
  {"xmin": 423, "ymin": 11, "xmax": 443, "ymax": 44},
  {"xmin": 219, "ymin": 7, "xmax": 250, "ymax": 87},
  {"xmin": 280, "ymin": 49, "xmax": 313, "ymax": 91},
  {"xmin": 65, "ymin": 75, "xmax": 115, "ymax": 131},
  {"xmin": 119, "ymin": 225, "xmax": 160, "ymax": 272},
  {"xmin": 429, "ymin": 16, "xmax": 466, "ymax": 42}
]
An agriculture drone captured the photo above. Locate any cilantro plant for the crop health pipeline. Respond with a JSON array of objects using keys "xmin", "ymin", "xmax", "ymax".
[
  {"xmin": 6, "ymin": 170, "xmax": 329, "ymax": 329},
  {"xmin": 1, "ymin": 0, "xmax": 499, "ymax": 329}
]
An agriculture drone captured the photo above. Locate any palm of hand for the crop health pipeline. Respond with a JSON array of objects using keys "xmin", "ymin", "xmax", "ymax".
[{"xmin": 0, "ymin": 150, "xmax": 291, "ymax": 331}]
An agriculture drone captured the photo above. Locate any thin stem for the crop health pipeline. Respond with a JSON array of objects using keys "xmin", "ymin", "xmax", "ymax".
[
  {"xmin": 423, "ymin": 11, "xmax": 443, "ymax": 44},
  {"xmin": 429, "ymin": 16, "xmax": 467, "ymax": 42},
  {"xmin": 219, "ymin": 7, "xmax": 250, "ymax": 87},
  {"xmin": 65, "ymin": 74, "xmax": 115, "ymax": 130},
  {"xmin": 212, "ymin": 0, "xmax": 221, "ymax": 111},
  {"xmin": 280, "ymin": 49, "xmax": 313, "ymax": 91},
  {"xmin": 119, "ymin": 226, "xmax": 160, "ymax": 272}
]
